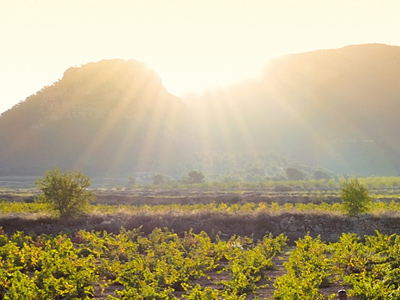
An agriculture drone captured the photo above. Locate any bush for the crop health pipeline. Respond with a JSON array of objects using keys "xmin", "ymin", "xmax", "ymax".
[
  {"xmin": 181, "ymin": 171, "xmax": 205, "ymax": 184},
  {"xmin": 35, "ymin": 168, "xmax": 95, "ymax": 219},
  {"xmin": 340, "ymin": 178, "xmax": 372, "ymax": 216},
  {"xmin": 313, "ymin": 170, "xmax": 331, "ymax": 180},
  {"xmin": 286, "ymin": 168, "xmax": 306, "ymax": 181},
  {"xmin": 152, "ymin": 174, "xmax": 168, "ymax": 185}
]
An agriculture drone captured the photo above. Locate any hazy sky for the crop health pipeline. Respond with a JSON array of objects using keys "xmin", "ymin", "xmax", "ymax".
[{"xmin": 1, "ymin": 0, "xmax": 400, "ymax": 114}]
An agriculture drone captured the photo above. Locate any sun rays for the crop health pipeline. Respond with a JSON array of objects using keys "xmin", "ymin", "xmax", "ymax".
[{"xmin": 70, "ymin": 60, "xmax": 187, "ymax": 175}]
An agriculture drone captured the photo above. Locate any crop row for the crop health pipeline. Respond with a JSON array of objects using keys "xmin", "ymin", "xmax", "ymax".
[
  {"xmin": 3, "ymin": 200, "xmax": 400, "ymax": 216},
  {"xmin": 2, "ymin": 226, "xmax": 400, "ymax": 299},
  {"xmin": 0, "ymin": 227, "xmax": 287, "ymax": 299},
  {"xmin": 276, "ymin": 231, "xmax": 400, "ymax": 299}
]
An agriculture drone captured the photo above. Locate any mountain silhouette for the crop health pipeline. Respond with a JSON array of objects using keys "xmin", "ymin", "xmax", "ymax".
[
  {"xmin": 186, "ymin": 44, "xmax": 400, "ymax": 176},
  {"xmin": 1, "ymin": 44, "xmax": 400, "ymax": 178},
  {"xmin": 0, "ymin": 59, "xmax": 191, "ymax": 176}
]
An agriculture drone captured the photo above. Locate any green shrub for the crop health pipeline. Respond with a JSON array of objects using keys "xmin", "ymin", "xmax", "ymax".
[
  {"xmin": 340, "ymin": 178, "xmax": 372, "ymax": 216},
  {"xmin": 35, "ymin": 168, "xmax": 95, "ymax": 219},
  {"xmin": 273, "ymin": 234, "xmax": 333, "ymax": 300}
]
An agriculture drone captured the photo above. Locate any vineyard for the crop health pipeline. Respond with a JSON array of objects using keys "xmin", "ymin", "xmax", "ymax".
[
  {"xmin": 3, "ymin": 227, "xmax": 400, "ymax": 299},
  {"xmin": 2, "ymin": 185, "xmax": 400, "ymax": 243},
  {"xmin": 2, "ymin": 177, "xmax": 400, "ymax": 299}
]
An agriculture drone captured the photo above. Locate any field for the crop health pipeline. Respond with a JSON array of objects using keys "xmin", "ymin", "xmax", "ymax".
[{"xmin": 2, "ymin": 180, "xmax": 400, "ymax": 299}]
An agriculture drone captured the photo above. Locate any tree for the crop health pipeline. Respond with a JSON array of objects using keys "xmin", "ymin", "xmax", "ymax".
[
  {"xmin": 313, "ymin": 169, "xmax": 331, "ymax": 180},
  {"xmin": 35, "ymin": 168, "xmax": 95, "ymax": 219},
  {"xmin": 181, "ymin": 170, "xmax": 205, "ymax": 184},
  {"xmin": 285, "ymin": 168, "xmax": 306, "ymax": 181},
  {"xmin": 340, "ymin": 178, "xmax": 372, "ymax": 216},
  {"xmin": 152, "ymin": 174, "xmax": 167, "ymax": 185}
]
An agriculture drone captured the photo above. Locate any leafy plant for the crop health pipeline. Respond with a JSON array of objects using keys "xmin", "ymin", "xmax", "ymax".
[
  {"xmin": 273, "ymin": 234, "xmax": 333, "ymax": 300},
  {"xmin": 34, "ymin": 168, "xmax": 95, "ymax": 219},
  {"xmin": 340, "ymin": 178, "xmax": 372, "ymax": 215},
  {"xmin": 181, "ymin": 171, "xmax": 205, "ymax": 184}
]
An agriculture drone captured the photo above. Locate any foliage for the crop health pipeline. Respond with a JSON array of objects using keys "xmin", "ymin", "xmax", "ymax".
[
  {"xmin": 331, "ymin": 231, "xmax": 400, "ymax": 299},
  {"xmin": 0, "ymin": 231, "xmax": 97, "ymax": 299},
  {"xmin": 181, "ymin": 171, "xmax": 205, "ymax": 184},
  {"xmin": 0, "ymin": 227, "xmax": 289, "ymax": 299},
  {"xmin": 34, "ymin": 168, "xmax": 95, "ymax": 219},
  {"xmin": 273, "ymin": 234, "xmax": 333, "ymax": 300},
  {"xmin": 7, "ymin": 196, "xmax": 400, "ymax": 218},
  {"xmin": 340, "ymin": 178, "xmax": 372, "ymax": 215},
  {"xmin": 5, "ymin": 228, "xmax": 400, "ymax": 298},
  {"xmin": 152, "ymin": 174, "xmax": 170, "ymax": 185},
  {"xmin": 285, "ymin": 168, "xmax": 307, "ymax": 181},
  {"xmin": 314, "ymin": 169, "xmax": 331, "ymax": 180},
  {"xmin": 218, "ymin": 233, "xmax": 287, "ymax": 295}
]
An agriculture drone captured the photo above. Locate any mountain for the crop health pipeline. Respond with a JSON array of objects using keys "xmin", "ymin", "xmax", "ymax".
[
  {"xmin": 186, "ymin": 44, "xmax": 400, "ymax": 176},
  {"xmin": 0, "ymin": 59, "xmax": 191, "ymax": 176},
  {"xmin": 2, "ymin": 44, "xmax": 400, "ymax": 179}
]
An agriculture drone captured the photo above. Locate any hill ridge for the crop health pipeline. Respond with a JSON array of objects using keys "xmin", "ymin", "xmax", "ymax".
[{"xmin": 1, "ymin": 44, "xmax": 400, "ymax": 177}]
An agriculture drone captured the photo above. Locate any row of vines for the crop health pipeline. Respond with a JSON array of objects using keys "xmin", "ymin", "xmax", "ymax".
[
  {"xmin": 1, "ymin": 227, "xmax": 400, "ymax": 299},
  {"xmin": 4, "ymin": 200, "xmax": 400, "ymax": 216},
  {"xmin": 0, "ymin": 227, "xmax": 287, "ymax": 299}
]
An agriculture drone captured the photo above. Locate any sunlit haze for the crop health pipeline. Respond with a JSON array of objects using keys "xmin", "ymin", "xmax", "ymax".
[{"xmin": 1, "ymin": 0, "xmax": 400, "ymax": 114}]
